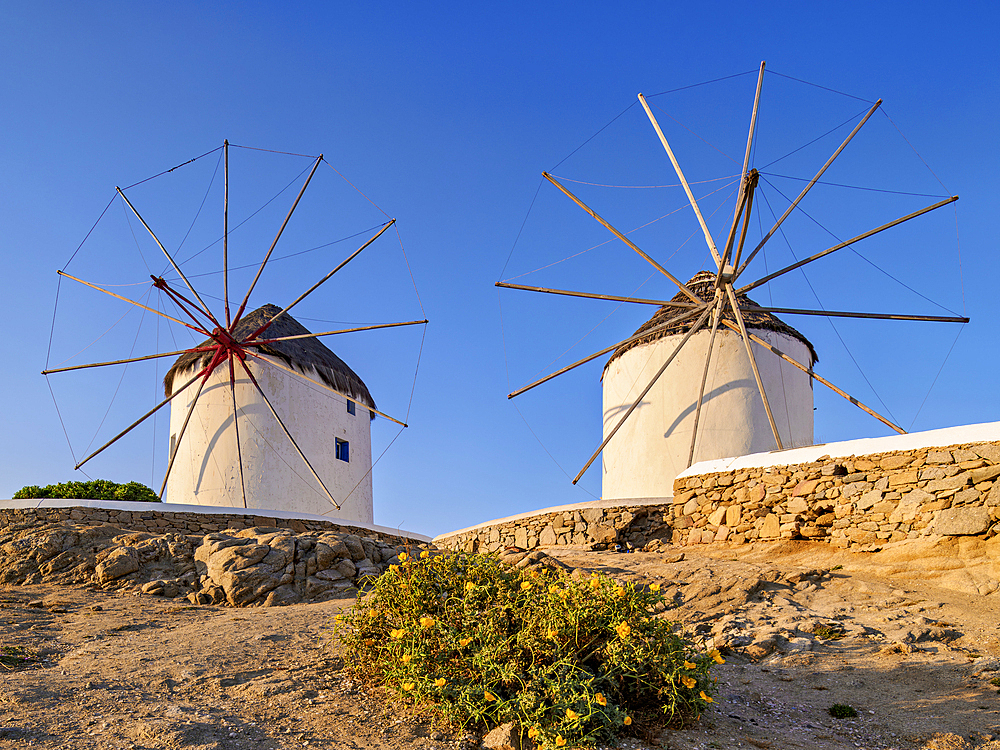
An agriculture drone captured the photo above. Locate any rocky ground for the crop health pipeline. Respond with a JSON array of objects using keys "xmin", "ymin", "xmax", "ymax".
[{"xmin": 1, "ymin": 523, "xmax": 999, "ymax": 749}]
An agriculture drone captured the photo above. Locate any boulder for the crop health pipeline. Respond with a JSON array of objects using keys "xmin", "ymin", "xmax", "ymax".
[
  {"xmin": 95, "ymin": 547, "xmax": 139, "ymax": 584},
  {"xmin": 933, "ymin": 507, "xmax": 991, "ymax": 536}
]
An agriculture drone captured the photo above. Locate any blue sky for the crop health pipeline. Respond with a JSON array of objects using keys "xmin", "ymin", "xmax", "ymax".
[{"xmin": 2, "ymin": 2, "xmax": 997, "ymax": 537}]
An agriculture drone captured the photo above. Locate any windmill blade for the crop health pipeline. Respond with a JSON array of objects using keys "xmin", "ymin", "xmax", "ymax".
[
  {"xmin": 572, "ymin": 303, "xmax": 715, "ymax": 484},
  {"xmin": 719, "ymin": 319, "xmax": 906, "ymax": 434},
  {"xmin": 687, "ymin": 292, "xmax": 726, "ymax": 467},
  {"xmin": 223, "ymin": 140, "xmax": 231, "ymax": 327},
  {"xmin": 116, "ymin": 188, "xmax": 222, "ymax": 330},
  {"xmin": 237, "ymin": 357, "xmax": 342, "ymax": 511},
  {"xmin": 742, "ymin": 306, "xmax": 968, "ymax": 323},
  {"xmin": 719, "ymin": 173, "xmax": 755, "ymax": 273},
  {"xmin": 57, "ymin": 271, "xmax": 209, "ymax": 335},
  {"xmin": 730, "ymin": 179, "xmax": 757, "ymax": 272},
  {"xmin": 496, "ymin": 281, "xmax": 695, "ymax": 308},
  {"xmin": 74, "ymin": 367, "xmax": 207, "ymax": 470},
  {"xmin": 246, "ymin": 350, "xmax": 408, "ymax": 427},
  {"xmin": 42, "ymin": 347, "xmax": 213, "ymax": 375},
  {"xmin": 246, "ymin": 219, "xmax": 396, "ymax": 342},
  {"xmin": 152, "ymin": 275, "xmax": 223, "ymax": 332},
  {"xmin": 257, "ymin": 318, "xmax": 428, "ymax": 344},
  {"xmin": 637, "ymin": 93, "xmax": 721, "ymax": 267},
  {"xmin": 737, "ymin": 195, "xmax": 960, "ymax": 295},
  {"xmin": 734, "ymin": 98, "xmax": 884, "ymax": 279},
  {"xmin": 228, "ymin": 353, "xmax": 248, "ymax": 509},
  {"xmin": 233, "ymin": 154, "xmax": 324, "ymax": 326},
  {"xmin": 541, "ymin": 172, "xmax": 701, "ymax": 304},
  {"xmin": 724, "ymin": 284, "xmax": 783, "ymax": 450},
  {"xmin": 158, "ymin": 373, "xmax": 211, "ymax": 498},
  {"xmin": 508, "ymin": 304, "xmax": 709, "ymax": 399}
]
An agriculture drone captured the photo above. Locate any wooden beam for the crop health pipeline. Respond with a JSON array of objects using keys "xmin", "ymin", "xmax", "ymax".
[
  {"xmin": 687, "ymin": 292, "xmax": 725, "ymax": 468},
  {"xmin": 638, "ymin": 93, "xmax": 721, "ymax": 267},
  {"xmin": 719, "ymin": 319, "xmax": 906, "ymax": 434},
  {"xmin": 496, "ymin": 281, "xmax": 692, "ymax": 308},
  {"xmin": 738, "ymin": 195, "xmax": 959, "ymax": 295},
  {"xmin": 542, "ymin": 172, "xmax": 701, "ymax": 304},
  {"xmin": 735, "ymin": 98, "xmax": 883, "ymax": 279},
  {"xmin": 741, "ymin": 305, "xmax": 968, "ymax": 323},
  {"xmin": 256, "ymin": 319, "xmax": 428, "ymax": 344},
  {"xmin": 42, "ymin": 346, "xmax": 212, "ymax": 375}
]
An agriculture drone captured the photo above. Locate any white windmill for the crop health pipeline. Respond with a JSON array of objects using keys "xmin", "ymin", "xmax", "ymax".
[{"xmin": 499, "ymin": 63, "xmax": 966, "ymax": 500}]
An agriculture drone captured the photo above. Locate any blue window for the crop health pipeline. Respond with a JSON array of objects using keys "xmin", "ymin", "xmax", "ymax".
[
  {"xmin": 347, "ymin": 400, "xmax": 356, "ymax": 416},
  {"xmin": 335, "ymin": 438, "xmax": 349, "ymax": 462}
]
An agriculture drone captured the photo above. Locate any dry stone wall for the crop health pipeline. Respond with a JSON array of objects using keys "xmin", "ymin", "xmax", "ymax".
[{"xmin": 436, "ymin": 441, "xmax": 1000, "ymax": 553}]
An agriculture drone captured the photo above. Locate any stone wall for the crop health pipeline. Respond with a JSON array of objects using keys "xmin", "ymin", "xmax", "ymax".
[
  {"xmin": 0, "ymin": 505, "xmax": 421, "ymax": 547},
  {"xmin": 435, "ymin": 440, "xmax": 1000, "ymax": 553}
]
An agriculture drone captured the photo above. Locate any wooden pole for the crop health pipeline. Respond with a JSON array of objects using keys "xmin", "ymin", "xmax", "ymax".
[
  {"xmin": 730, "ymin": 177, "xmax": 757, "ymax": 272},
  {"xmin": 228, "ymin": 354, "xmax": 248, "ymax": 508},
  {"xmin": 687, "ymin": 292, "xmax": 725, "ymax": 467},
  {"xmin": 725, "ymin": 284, "xmax": 783, "ymax": 450},
  {"xmin": 507, "ymin": 305, "xmax": 708, "ymax": 399},
  {"xmin": 246, "ymin": 351, "xmax": 408, "ymax": 427},
  {"xmin": 116, "ymin": 187, "xmax": 221, "ymax": 330},
  {"xmin": 495, "ymin": 281, "xmax": 693, "ymax": 308},
  {"xmin": 57, "ymin": 271, "xmax": 209, "ymax": 335},
  {"xmin": 237, "ymin": 357, "xmax": 342, "ymax": 511},
  {"xmin": 719, "ymin": 319, "xmax": 906, "ymax": 434},
  {"xmin": 158, "ymin": 373, "xmax": 210, "ymax": 498},
  {"xmin": 718, "ymin": 173, "xmax": 754, "ymax": 273},
  {"xmin": 541, "ymin": 172, "xmax": 701, "ymax": 304},
  {"xmin": 738, "ymin": 63, "xmax": 766, "ymax": 189},
  {"xmin": 735, "ymin": 98, "xmax": 883, "ymax": 279},
  {"xmin": 224, "ymin": 139, "xmax": 231, "ymax": 328},
  {"xmin": 572, "ymin": 304, "xmax": 715, "ymax": 484},
  {"xmin": 257, "ymin": 319, "xmax": 428, "ymax": 344},
  {"xmin": 741, "ymin": 305, "xmax": 968, "ymax": 323},
  {"xmin": 152, "ymin": 276, "xmax": 219, "ymax": 332},
  {"xmin": 42, "ymin": 346, "xmax": 212, "ymax": 375},
  {"xmin": 233, "ymin": 154, "xmax": 323, "ymax": 326},
  {"xmin": 738, "ymin": 195, "xmax": 959, "ymax": 295},
  {"xmin": 74, "ymin": 368, "xmax": 206, "ymax": 470},
  {"xmin": 246, "ymin": 220, "xmax": 395, "ymax": 342},
  {"xmin": 637, "ymin": 93, "xmax": 721, "ymax": 267}
]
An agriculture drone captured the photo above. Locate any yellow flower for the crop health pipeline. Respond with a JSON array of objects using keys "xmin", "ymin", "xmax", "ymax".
[
  {"xmin": 434, "ymin": 678, "xmax": 446, "ymax": 687},
  {"xmin": 334, "ymin": 614, "xmax": 346, "ymax": 622},
  {"xmin": 710, "ymin": 649, "xmax": 725, "ymax": 664},
  {"xmin": 484, "ymin": 691, "xmax": 497, "ymax": 702},
  {"xmin": 549, "ymin": 584, "xmax": 560, "ymax": 594},
  {"xmin": 419, "ymin": 616, "xmax": 435, "ymax": 629},
  {"xmin": 527, "ymin": 727, "xmax": 539, "ymax": 739},
  {"xmin": 402, "ymin": 681, "xmax": 415, "ymax": 691},
  {"xmin": 398, "ymin": 552, "xmax": 409, "ymax": 562},
  {"xmin": 590, "ymin": 578, "xmax": 600, "ymax": 590},
  {"xmin": 683, "ymin": 661, "xmax": 697, "ymax": 670},
  {"xmin": 465, "ymin": 581, "xmax": 476, "ymax": 592},
  {"xmin": 547, "ymin": 629, "xmax": 558, "ymax": 639},
  {"xmin": 399, "ymin": 582, "xmax": 409, "ymax": 589},
  {"xmin": 595, "ymin": 693, "xmax": 607, "ymax": 707},
  {"xmin": 420, "ymin": 550, "xmax": 430, "ymax": 559},
  {"xmin": 566, "ymin": 709, "xmax": 578, "ymax": 720},
  {"xmin": 521, "ymin": 581, "xmax": 533, "ymax": 591},
  {"xmin": 390, "ymin": 628, "xmax": 407, "ymax": 639},
  {"xmin": 700, "ymin": 690, "xmax": 714, "ymax": 703},
  {"xmin": 459, "ymin": 637, "xmax": 472, "ymax": 648},
  {"xmin": 623, "ymin": 716, "xmax": 632, "ymax": 726},
  {"xmin": 555, "ymin": 736, "xmax": 567, "ymax": 747},
  {"xmin": 615, "ymin": 622, "xmax": 631, "ymax": 638},
  {"xmin": 681, "ymin": 675, "xmax": 697, "ymax": 689},
  {"xmin": 401, "ymin": 654, "xmax": 412, "ymax": 664},
  {"xmin": 649, "ymin": 583, "xmax": 661, "ymax": 592},
  {"xmin": 558, "ymin": 590, "xmax": 569, "ymax": 600},
  {"xmin": 389, "ymin": 564, "xmax": 399, "ymax": 574},
  {"xmin": 615, "ymin": 587, "xmax": 626, "ymax": 597}
]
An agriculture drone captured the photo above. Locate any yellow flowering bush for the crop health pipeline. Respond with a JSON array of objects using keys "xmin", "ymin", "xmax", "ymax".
[{"xmin": 336, "ymin": 552, "xmax": 717, "ymax": 749}]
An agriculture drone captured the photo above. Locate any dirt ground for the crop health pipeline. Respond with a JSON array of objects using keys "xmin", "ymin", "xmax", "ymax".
[{"xmin": 1, "ymin": 540, "xmax": 999, "ymax": 750}]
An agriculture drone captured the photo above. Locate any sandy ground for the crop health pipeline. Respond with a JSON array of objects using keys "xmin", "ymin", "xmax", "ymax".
[{"xmin": 1, "ymin": 540, "xmax": 999, "ymax": 750}]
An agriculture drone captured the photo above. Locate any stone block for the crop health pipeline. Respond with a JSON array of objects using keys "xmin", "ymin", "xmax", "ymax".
[
  {"xmin": 708, "ymin": 507, "xmax": 727, "ymax": 527},
  {"xmin": 792, "ymin": 479, "xmax": 820, "ymax": 497},
  {"xmin": 749, "ymin": 485, "xmax": 766, "ymax": 503},
  {"xmin": 539, "ymin": 526, "xmax": 557, "ymax": 547},
  {"xmin": 786, "ymin": 497, "xmax": 809, "ymax": 514},
  {"xmin": 857, "ymin": 490, "xmax": 883, "ymax": 511},
  {"xmin": 926, "ymin": 450, "xmax": 954, "ymax": 464},
  {"xmin": 714, "ymin": 525, "xmax": 730, "ymax": 542},
  {"xmin": 933, "ymin": 507, "xmax": 991, "ymax": 536},
  {"xmin": 972, "ymin": 444, "xmax": 1000, "ymax": 463},
  {"xmin": 953, "ymin": 449, "xmax": 980, "ymax": 462},
  {"xmin": 887, "ymin": 470, "xmax": 920, "ymax": 487},
  {"xmin": 952, "ymin": 488, "xmax": 981, "ymax": 505},
  {"xmin": 880, "ymin": 455, "xmax": 913, "ymax": 470},
  {"xmin": 582, "ymin": 508, "xmax": 605, "ymax": 524},
  {"xmin": 970, "ymin": 465, "xmax": 1000, "ymax": 485},
  {"xmin": 726, "ymin": 504, "xmax": 742, "ymax": 527},
  {"xmin": 925, "ymin": 474, "xmax": 972, "ymax": 493},
  {"xmin": 683, "ymin": 499, "xmax": 699, "ymax": 516},
  {"xmin": 759, "ymin": 514, "xmax": 780, "ymax": 539}
]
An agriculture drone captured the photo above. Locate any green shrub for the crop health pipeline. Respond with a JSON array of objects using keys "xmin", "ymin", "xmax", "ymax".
[
  {"xmin": 13, "ymin": 479, "xmax": 159, "ymax": 503},
  {"xmin": 828, "ymin": 703, "xmax": 858, "ymax": 718},
  {"xmin": 336, "ymin": 551, "xmax": 721, "ymax": 749}
]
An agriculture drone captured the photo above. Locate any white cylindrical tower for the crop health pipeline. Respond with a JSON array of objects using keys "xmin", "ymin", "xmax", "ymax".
[
  {"xmin": 601, "ymin": 272, "xmax": 816, "ymax": 501},
  {"xmin": 163, "ymin": 304, "xmax": 376, "ymax": 523}
]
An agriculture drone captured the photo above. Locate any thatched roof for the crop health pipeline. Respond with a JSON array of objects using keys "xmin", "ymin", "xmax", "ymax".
[
  {"xmin": 604, "ymin": 271, "xmax": 817, "ymax": 372},
  {"xmin": 163, "ymin": 304, "xmax": 376, "ymax": 414}
]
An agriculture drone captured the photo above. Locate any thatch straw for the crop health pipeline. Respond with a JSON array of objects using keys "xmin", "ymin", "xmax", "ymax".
[
  {"xmin": 605, "ymin": 271, "xmax": 817, "ymax": 372},
  {"xmin": 163, "ymin": 304, "xmax": 376, "ymax": 415}
]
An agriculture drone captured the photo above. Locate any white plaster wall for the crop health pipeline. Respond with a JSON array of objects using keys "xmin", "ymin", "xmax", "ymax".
[
  {"xmin": 165, "ymin": 355, "xmax": 373, "ymax": 522},
  {"xmin": 602, "ymin": 328, "xmax": 814, "ymax": 501}
]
